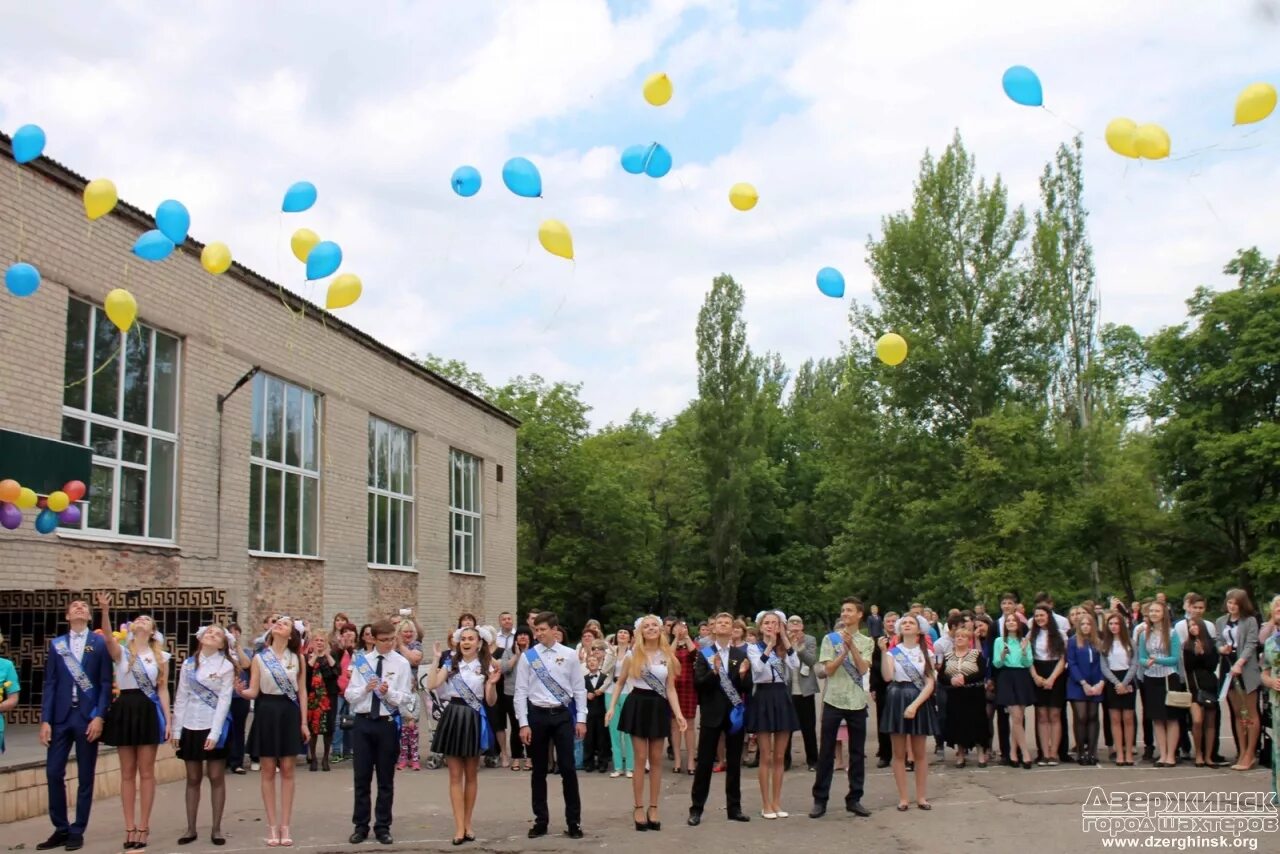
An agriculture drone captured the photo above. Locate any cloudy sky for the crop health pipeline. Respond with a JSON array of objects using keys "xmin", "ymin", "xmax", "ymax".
[{"xmin": 2, "ymin": 0, "xmax": 1278, "ymax": 426}]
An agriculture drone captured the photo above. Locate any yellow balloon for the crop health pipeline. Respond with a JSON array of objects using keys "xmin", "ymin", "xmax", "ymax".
[
  {"xmin": 201, "ymin": 242, "xmax": 232, "ymax": 275},
  {"xmin": 291, "ymin": 228, "xmax": 320, "ymax": 263},
  {"xmin": 643, "ymin": 72, "xmax": 673, "ymax": 106},
  {"xmin": 1234, "ymin": 82, "xmax": 1277, "ymax": 125},
  {"xmin": 83, "ymin": 178, "xmax": 118, "ymax": 221},
  {"xmin": 325, "ymin": 273, "xmax": 362, "ymax": 309},
  {"xmin": 1104, "ymin": 118, "xmax": 1139, "ymax": 159},
  {"xmin": 875, "ymin": 332, "xmax": 908, "ymax": 366},
  {"xmin": 46, "ymin": 491, "xmax": 70, "ymax": 513},
  {"xmin": 104, "ymin": 288, "xmax": 138, "ymax": 333},
  {"xmin": 538, "ymin": 219, "xmax": 574, "ymax": 260},
  {"xmin": 728, "ymin": 182, "xmax": 758, "ymax": 211},
  {"xmin": 16, "ymin": 487, "xmax": 38, "ymax": 509},
  {"xmin": 1134, "ymin": 123, "xmax": 1171, "ymax": 160}
]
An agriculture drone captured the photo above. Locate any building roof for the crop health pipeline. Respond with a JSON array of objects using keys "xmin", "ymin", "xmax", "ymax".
[{"xmin": 0, "ymin": 133, "xmax": 520, "ymax": 429}]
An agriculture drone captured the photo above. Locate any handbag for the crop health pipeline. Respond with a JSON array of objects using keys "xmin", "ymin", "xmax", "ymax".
[
  {"xmin": 339, "ymin": 711, "xmax": 355, "ymax": 731},
  {"xmin": 1164, "ymin": 674, "xmax": 1192, "ymax": 709}
]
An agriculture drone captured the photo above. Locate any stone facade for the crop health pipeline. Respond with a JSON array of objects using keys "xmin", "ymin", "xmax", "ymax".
[{"xmin": 0, "ymin": 137, "xmax": 518, "ymax": 646}]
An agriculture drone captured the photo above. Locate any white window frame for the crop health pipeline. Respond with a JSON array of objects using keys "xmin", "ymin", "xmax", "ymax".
[
  {"xmin": 59, "ymin": 298, "xmax": 181, "ymax": 545},
  {"xmin": 367, "ymin": 416, "xmax": 415, "ymax": 571},
  {"xmin": 449, "ymin": 449, "xmax": 482, "ymax": 575},
  {"xmin": 249, "ymin": 372, "xmax": 322, "ymax": 558}
]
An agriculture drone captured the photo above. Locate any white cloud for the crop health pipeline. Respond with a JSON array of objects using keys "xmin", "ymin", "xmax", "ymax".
[{"xmin": 1, "ymin": 0, "xmax": 1277, "ymax": 427}]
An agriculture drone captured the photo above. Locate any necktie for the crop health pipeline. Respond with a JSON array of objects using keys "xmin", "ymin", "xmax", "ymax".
[
  {"xmin": 371, "ymin": 655, "xmax": 384, "ymax": 717},
  {"xmin": 71, "ymin": 632, "xmax": 83, "ymax": 704}
]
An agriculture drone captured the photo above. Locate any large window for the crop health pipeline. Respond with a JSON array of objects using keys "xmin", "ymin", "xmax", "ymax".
[
  {"xmin": 249, "ymin": 373, "xmax": 320, "ymax": 556},
  {"xmin": 367, "ymin": 417, "xmax": 414, "ymax": 569},
  {"xmin": 61, "ymin": 298, "xmax": 180, "ymax": 541},
  {"xmin": 449, "ymin": 449, "xmax": 481, "ymax": 574}
]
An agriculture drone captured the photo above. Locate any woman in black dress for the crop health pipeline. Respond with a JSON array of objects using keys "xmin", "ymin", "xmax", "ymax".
[
  {"xmin": 1100, "ymin": 612, "xmax": 1138, "ymax": 765},
  {"xmin": 1027, "ymin": 605, "xmax": 1066, "ymax": 766},
  {"xmin": 1183, "ymin": 617, "xmax": 1220, "ymax": 767},
  {"xmin": 243, "ymin": 615, "xmax": 308, "ymax": 847},
  {"xmin": 304, "ymin": 634, "xmax": 340, "ymax": 772},
  {"xmin": 941, "ymin": 627, "xmax": 988, "ymax": 767}
]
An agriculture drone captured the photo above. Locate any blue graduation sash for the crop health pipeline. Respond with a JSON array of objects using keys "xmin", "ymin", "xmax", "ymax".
[
  {"xmin": 52, "ymin": 637, "xmax": 96, "ymax": 701},
  {"xmin": 755, "ymin": 642, "xmax": 786, "ymax": 682},
  {"xmin": 828, "ymin": 632, "xmax": 862, "ymax": 682},
  {"xmin": 639, "ymin": 666, "xmax": 667, "ymax": 697},
  {"xmin": 258, "ymin": 647, "xmax": 299, "ymax": 705},
  {"xmin": 699, "ymin": 645, "xmax": 745, "ymax": 734},
  {"xmin": 890, "ymin": 645, "xmax": 928, "ymax": 691},
  {"xmin": 447, "ymin": 664, "xmax": 493, "ymax": 751},
  {"xmin": 126, "ymin": 648, "xmax": 168, "ymax": 740},
  {"xmin": 353, "ymin": 653, "xmax": 401, "ymax": 733},
  {"xmin": 183, "ymin": 657, "xmax": 231, "ymax": 748},
  {"xmin": 524, "ymin": 647, "xmax": 576, "ymax": 720}
]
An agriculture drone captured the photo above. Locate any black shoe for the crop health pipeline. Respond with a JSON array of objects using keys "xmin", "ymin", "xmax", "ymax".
[
  {"xmin": 808, "ymin": 802, "xmax": 827, "ymax": 819},
  {"xmin": 349, "ymin": 829, "xmax": 369, "ymax": 844},
  {"xmin": 905, "ymin": 761, "xmax": 915, "ymax": 772},
  {"xmin": 36, "ymin": 833, "xmax": 68, "ymax": 851},
  {"xmin": 687, "ymin": 811, "xmax": 703, "ymax": 827},
  {"xmin": 847, "ymin": 802, "xmax": 871, "ymax": 817},
  {"xmin": 726, "ymin": 810, "xmax": 750, "ymax": 822},
  {"xmin": 231, "ymin": 766, "xmax": 247, "ymax": 775},
  {"xmin": 528, "ymin": 825, "xmax": 548, "ymax": 838},
  {"xmin": 178, "ymin": 832, "xmax": 198, "ymax": 845},
  {"xmin": 210, "ymin": 832, "xmax": 226, "ymax": 846},
  {"xmin": 806, "ymin": 764, "xmax": 816, "ymax": 772},
  {"xmin": 64, "ymin": 836, "xmax": 84, "ymax": 852},
  {"xmin": 876, "ymin": 758, "xmax": 890, "ymax": 768},
  {"xmin": 566, "ymin": 825, "xmax": 584, "ymax": 839},
  {"xmin": 376, "ymin": 832, "xmax": 394, "ymax": 845}
]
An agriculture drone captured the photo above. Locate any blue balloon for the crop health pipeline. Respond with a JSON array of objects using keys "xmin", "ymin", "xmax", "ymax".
[
  {"xmin": 12, "ymin": 124, "xmax": 46, "ymax": 164},
  {"xmin": 133, "ymin": 230, "xmax": 175, "ymax": 262},
  {"xmin": 451, "ymin": 165, "xmax": 482, "ymax": 197},
  {"xmin": 5, "ymin": 262, "xmax": 40, "ymax": 297},
  {"xmin": 1001, "ymin": 65, "xmax": 1043, "ymax": 107},
  {"xmin": 155, "ymin": 199, "xmax": 190, "ymax": 244},
  {"xmin": 282, "ymin": 181, "xmax": 317, "ymax": 213},
  {"xmin": 620, "ymin": 144, "xmax": 647, "ymax": 175},
  {"xmin": 306, "ymin": 240, "xmax": 342, "ymax": 280},
  {"xmin": 501, "ymin": 157, "xmax": 542, "ymax": 198},
  {"xmin": 35, "ymin": 508, "xmax": 58, "ymax": 535},
  {"xmin": 816, "ymin": 267, "xmax": 845, "ymax": 298},
  {"xmin": 644, "ymin": 143, "xmax": 672, "ymax": 178}
]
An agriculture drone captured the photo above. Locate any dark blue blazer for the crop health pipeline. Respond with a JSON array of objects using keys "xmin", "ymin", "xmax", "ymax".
[
  {"xmin": 1065, "ymin": 639, "xmax": 1104, "ymax": 702},
  {"xmin": 41, "ymin": 632, "xmax": 114, "ymax": 725}
]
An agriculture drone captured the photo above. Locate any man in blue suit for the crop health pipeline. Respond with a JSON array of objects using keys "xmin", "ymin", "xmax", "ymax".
[{"xmin": 38, "ymin": 598, "xmax": 112, "ymax": 852}]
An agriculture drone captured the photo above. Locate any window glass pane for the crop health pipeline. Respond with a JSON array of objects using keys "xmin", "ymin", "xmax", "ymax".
[
  {"xmin": 367, "ymin": 421, "xmax": 376, "ymax": 487},
  {"xmin": 265, "ymin": 378, "xmax": 284, "ymax": 463},
  {"xmin": 63, "ymin": 300, "xmax": 89, "ymax": 410},
  {"xmin": 147, "ymin": 438, "xmax": 174, "ymax": 540},
  {"xmin": 388, "ymin": 430, "xmax": 401, "ymax": 494},
  {"xmin": 302, "ymin": 392, "xmax": 318, "ymax": 471},
  {"xmin": 283, "ymin": 472, "xmax": 300, "ymax": 554},
  {"xmin": 90, "ymin": 424, "xmax": 118, "ymax": 459},
  {"xmin": 285, "ymin": 386, "xmax": 302, "ymax": 468},
  {"xmin": 401, "ymin": 432, "xmax": 413, "ymax": 496},
  {"xmin": 451, "ymin": 454, "xmax": 460, "ymax": 508},
  {"xmin": 376, "ymin": 494, "xmax": 389, "ymax": 565},
  {"xmin": 91, "ymin": 310, "xmax": 121, "ymax": 417},
  {"xmin": 302, "ymin": 476, "xmax": 317, "ymax": 556},
  {"xmin": 402, "ymin": 500, "xmax": 413, "ymax": 565},
  {"xmin": 251, "ymin": 374, "xmax": 264, "ymax": 458},
  {"xmin": 88, "ymin": 464, "xmax": 114, "ymax": 530},
  {"xmin": 122, "ymin": 431, "xmax": 147, "ymax": 464},
  {"xmin": 389, "ymin": 498, "xmax": 402, "ymax": 566},
  {"xmin": 465, "ymin": 531, "xmax": 474, "ymax": 573},
  {"xmin": 264, "ymin": 467, "xmax": 282, "ymax": 552},
  {"xmin": 122, "ymin": 327, "xmax": 151, "ymax": 426},
  {"xmin": 61, "ymin": 416, "xmax": 85, "ymax": 445},
  {"xmin": 367, "ymin": 491, "xmax": 376, "ymax": 563},
  {"xmin": 377, "ymin": 422, "xmax": 389, "ymax": 490},
  {"xmin": 249, "ymin": 463, "xmax": 262, "ymax": 551},
  {"xmin": 119, "ymin": 467, "xmax": 146, "ymax": 536},
  {"xmin": 452, "ymin": 531, "xmax": 461, "ymax": 572},
  {"xmin": 152, "ymin": 333, "xmax": 178, "ymax": 432}
]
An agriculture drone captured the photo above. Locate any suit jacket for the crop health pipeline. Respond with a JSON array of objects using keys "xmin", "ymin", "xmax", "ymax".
[
  {"xmin": 41, "ymin": 632, "xmax": 113, "ymax": 726},
  {"xmin": 693, "ymin": 643, "xmax": 751, "ymax": 729},
  {"xmin": 1214, "ymin": 614, "xmax": 1261, "ymax": 694},
  {"xmin": 789, "ymin": 633, "xmax": 819, "ymax": 696}
]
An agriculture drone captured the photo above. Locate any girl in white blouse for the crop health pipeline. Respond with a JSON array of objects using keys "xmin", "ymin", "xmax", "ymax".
[
  {"xmin": 172, "ymin": 625, "xmax": 236, "ymax": 846},
  {"xmin": 744, "ymin": 610, "xmax": 800, "ymax": 819}
]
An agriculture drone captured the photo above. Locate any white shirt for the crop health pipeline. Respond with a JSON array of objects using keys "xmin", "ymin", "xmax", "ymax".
[
  {"xmin": 1032, "ymin": 631, "xmax": 1058, "ymax": 661},
  {"xmin": 623, "ymin": 651, "xmax": 669, "ymax": 693},
  {"xmin": 255, "ymin": 648, "xmax": 300, "ymax": 696},
  {"xmin": 172, "ymin": 653, "xmax": 235, "ymax": 735},
  {"xmin": 1174, "ymin": 618, "xmax": 1216, "ymax": 643},
  {"xmin": 514, "ymin": 643, "xmax": 588, "ymax": 726},
  {"xmin": 68, "ymin": 629, "xmax": 89, "ymax": 659},
  {"xmin": 746, "ymin": 642, "xmax": 799, "ymax": 684},
  {"xmin": 436, "ymin": 657, "xmax": 491, "ymax": 703},
  {"xmin": 890, "ymin": 644, "xmax": 927, "ymax": 683},
  {"xmin": 1106, "ymin": 640, "xmax": 1131, "ymax": 671},
  {"xmin": 343, "ymin": 650, "xmax": 414, "ymax": 716},
  {"xmin": 115, "ymin": 646, "xmax": 169, "ymax": 689}
]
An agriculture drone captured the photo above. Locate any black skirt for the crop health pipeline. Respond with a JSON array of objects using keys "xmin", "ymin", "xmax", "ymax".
[
  {"xmin": 248, "ymin": 693, "xmax": 304, "ymax": 758},
  {"xmin": 1032, "ymin": 660, "xmax": 1066, "ymax": 708},
  {"xmin": 177, "ymin": 727, "xmax": 229, "ymax": 762},
  {"xmin": 1103, "ymin": 669, "xmax": 1137, "ymax": 711},
  {"xmin": 619, "ymin": 688, "xmax": 670, "ymax": 739},
  {"xmin": 996, "ymin": 668, "xmax": 1035, "ymax": 708},
  {"xmin": 431, "ymin": 701, "xmax": 484, "ymax": 757},
  {"xmin": 1141, "ymin": 673, "xmax": 1181, "ymax": 722},
  {"xmin": 879, "ymin": 682, "xmax": 938, "ymax": 735},
  {"xmin": 942, "ymin": 684, "xmax": 990, "ymax": 749},
  {"xmin": 747, "ymin": 682, "xmax": 799, "ymax": 734},
  {"xmin": 104, "ymin": 689, "xmax": 163, "ymax": 746}
]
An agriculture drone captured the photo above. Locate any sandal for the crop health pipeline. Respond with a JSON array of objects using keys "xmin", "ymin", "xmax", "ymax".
[
  {"xmin": 124, "ymin": 827, "xmax": 138, "ymax": 851},
  {"xmin": 267, "ymin": 827, "xmax": 280, "ymax": 848},
  {"xmin": 511, "ymin": 762, "xmax": 522, "ymax": 771},
  {"xmin": 136, "ymin": 828, "xmax": 150, "ymax": 851},
  {"xmin": 280, "ymin": 826, "xmax": 294, "ymax": 847}
]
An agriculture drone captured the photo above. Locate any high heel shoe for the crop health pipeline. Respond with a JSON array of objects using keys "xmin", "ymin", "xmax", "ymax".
[
  {"xmin": 266, "ymin": 827, "xmax": 280, "ymax": 847},
  {"xmin": 135, "ymin": 828, "xmax": 150, "ymax": 852},
  {"xmin": 634, "ymin": 805, "xmax": 649, "ymax": 831},
  {"xmin": 279, "ymin": 826, "xmax": 294, "ymax": 847},
  {"xmin": 124, "ymin": 827, "xmax": 138, "ymax": 850},
  {"xmin": 646, "ymin": 805, "xmax": 662, "ymax": 831}
]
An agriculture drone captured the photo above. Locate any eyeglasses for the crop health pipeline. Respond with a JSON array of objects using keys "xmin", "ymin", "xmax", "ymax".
[{"xmin": 374, "ymin": 635, "xmax": 394, "ymax": 643}]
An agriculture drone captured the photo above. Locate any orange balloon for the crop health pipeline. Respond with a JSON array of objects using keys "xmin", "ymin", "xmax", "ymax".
[{"xmin": 0, "ymin": 479, "xmax": 19, "ymax": 503}]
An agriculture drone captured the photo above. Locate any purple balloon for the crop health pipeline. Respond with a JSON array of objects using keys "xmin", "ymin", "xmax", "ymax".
[
  {"xmin": 0, "ymin": 502, "xmax": 21, "ymax": 530},
  {"xmin": 58, "ymin": 504, "xmax": 82, "ymax": 526}
]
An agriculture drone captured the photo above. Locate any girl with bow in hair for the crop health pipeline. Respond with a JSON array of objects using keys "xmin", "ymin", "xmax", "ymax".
[
  {"xmin": 172, "ymin": 625, "xmax": 235, "ymax": 846},
  {"xmin": 745, "ymin": 610, "xmax": 800, "ymax": 819}
]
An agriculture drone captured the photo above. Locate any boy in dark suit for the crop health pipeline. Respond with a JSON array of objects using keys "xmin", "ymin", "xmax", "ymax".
[
  {"xmin": 583, "ymin": 652, "xmax": 611, "ymax": 772},
  {"xmin": 38, "ymin": 597, "xmax": 114, "ymax": 851},
  {"xmin": 688, "ymin": 611, "xmax": 752, "ymax": 826}
]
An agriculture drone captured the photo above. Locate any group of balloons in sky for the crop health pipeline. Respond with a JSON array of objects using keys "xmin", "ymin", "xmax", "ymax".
[
  {"xmin": 4, "ymin": 123, "xmax": 364, "ymax": 315},
  {"xmin": 0, "ymin": 476, "xmax": 86, "ymax": 536},
  {"xmin": 1001, "ymin": 65, "xmax": 1277, "ymax": 160}
]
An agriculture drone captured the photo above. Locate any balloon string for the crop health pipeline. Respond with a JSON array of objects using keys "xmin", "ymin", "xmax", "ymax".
[
  {"xmin": 15, "ymin": 168, "xmax": 26, "ymax": 261},
  {"xmin": 1041, "ymin": 105, "xmax": 1084, "ymax": 135},
  {"xmin": 63, "ymin": 322, "xmax": 140, "ymax": 391},
  {"xmin": 540, "ymin": 261, "xmax": 574, "ymax": 332},
  {"xmin": 675, "ymin": 176, "xmax": 702, "ymax": 215},
  {"xmin": 497, "ymin": 237, "xmax": 532, "ymax": 289}
]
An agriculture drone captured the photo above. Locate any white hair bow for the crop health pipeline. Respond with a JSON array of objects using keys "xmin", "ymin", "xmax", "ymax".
[{"xmin": 754, "ymin": 610, "xmax": 787, "ymax": 626}]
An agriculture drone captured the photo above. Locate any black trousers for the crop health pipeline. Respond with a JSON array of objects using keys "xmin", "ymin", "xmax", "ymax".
[
  {"xmin": 690, "ymin": 719, "xmax": 745, "ymax": 815},
  {"xmin": 811, "ymin": 705, "xmax": 867, "ymax": 806},
  {"xmin": 351, "ymin": 716, "xmax": 398, "ymax": 834},
  {"xmin": 872, "ymin": 690, "xmax": 892, "ymax": 760},
  {"xmin": 529, "ymin": 706, "xmax": 580, "ymax": 827},
  {"xmin": 47, "ymin": 716, "xmax": 100, "ymax": 836},
  {"xmin": 786, "ymin": 693, "xmax": 818, "ymax": 767},
  {"xmin": 585, "ymin": 708, "xmax": 609, "ymax": 768},
  {"xmin": 228, "ymin": 695, "xmax": 250, "ymax": 770}
]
